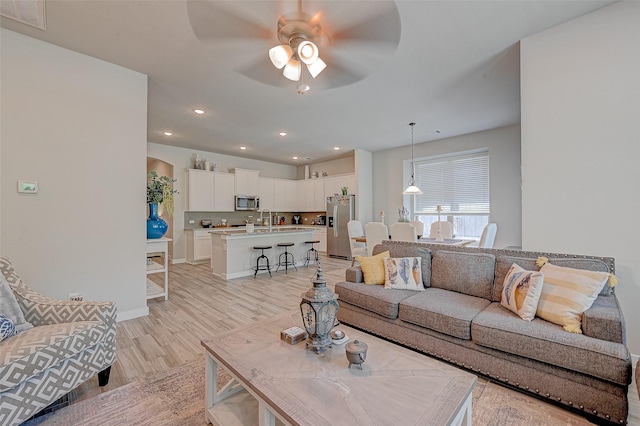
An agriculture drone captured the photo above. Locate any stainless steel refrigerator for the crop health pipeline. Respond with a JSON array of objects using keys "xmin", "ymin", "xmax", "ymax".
[{"xmin": 327, "ymin": 195, "xmax": 355, "ymax": 259}]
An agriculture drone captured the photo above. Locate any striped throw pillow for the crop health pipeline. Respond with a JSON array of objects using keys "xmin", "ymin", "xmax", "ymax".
[{"xmin": 535, "ymin": 263, "xmax": 609, "ymax": 333}]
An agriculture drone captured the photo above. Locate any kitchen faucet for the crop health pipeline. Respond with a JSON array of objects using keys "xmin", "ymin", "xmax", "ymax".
[{"xmin": 259, "ymin": 209, "xmax": 272, "ymax": 232}]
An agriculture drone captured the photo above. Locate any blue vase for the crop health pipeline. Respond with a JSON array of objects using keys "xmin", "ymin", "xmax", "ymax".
[{"xmin": 147, "ymin": 203, "xmax": 168, "ymax": 239}]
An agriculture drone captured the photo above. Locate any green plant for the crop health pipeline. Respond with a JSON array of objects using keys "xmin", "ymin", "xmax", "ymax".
[{"xmin": 147, "ymin": 171, "xmax": 178, "ymax": 217}]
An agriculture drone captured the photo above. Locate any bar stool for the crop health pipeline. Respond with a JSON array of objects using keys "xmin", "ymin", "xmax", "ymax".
[
  {"xmin": 276, "ymin": 242, "xmax": 297, "ymax": 273},
  {"xmin": 252, "ymin": 245, "xmax": 272, "ymax": 278},
  {"xmin": 304, "ymin": 240, "xmax": 320, "ymax": 267}
]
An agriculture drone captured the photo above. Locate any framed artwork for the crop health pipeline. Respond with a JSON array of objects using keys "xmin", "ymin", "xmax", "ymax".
[{"xmin": 17, "ymin": 181, "xmax": 38, "ymax": 194}]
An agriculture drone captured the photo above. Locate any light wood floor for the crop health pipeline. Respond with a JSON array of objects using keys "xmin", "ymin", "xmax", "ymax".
[{"xmin": 72, "ymin": 254, "xmax": 639, "ymax": 424}]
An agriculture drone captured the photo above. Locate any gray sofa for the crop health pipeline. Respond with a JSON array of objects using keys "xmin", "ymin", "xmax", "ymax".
[{"xmin": 335, "ymin": 240, "xmax": 632, "ymax": 425}]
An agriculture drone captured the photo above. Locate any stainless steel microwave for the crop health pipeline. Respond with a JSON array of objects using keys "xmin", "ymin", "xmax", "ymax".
[{"xmin": 235, "ymin": 195, "xmax": 260, "ymax": 211}]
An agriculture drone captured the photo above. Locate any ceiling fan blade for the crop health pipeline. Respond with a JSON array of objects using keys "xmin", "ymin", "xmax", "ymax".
[
  {"xmin": 186, "ymin": 1, "xmax": 273, "ymax": 42},
  {"xmin": 324, "ymin": 1, "xmax": 401, "ymax": 51},
  {"xmin": 236, "ymin": 57, "xmax": 293, "ymax": 88}
]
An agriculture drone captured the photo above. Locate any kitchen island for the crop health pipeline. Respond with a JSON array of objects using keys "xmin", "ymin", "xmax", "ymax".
[{"xmin": 210, "ymin": 227, "xmax": 315, "ymax": 279}]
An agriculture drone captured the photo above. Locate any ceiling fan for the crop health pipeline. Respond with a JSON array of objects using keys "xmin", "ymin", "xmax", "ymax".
[{"xmin": 186, "ymin": 0, "xmax": 402, "ymax": 91}]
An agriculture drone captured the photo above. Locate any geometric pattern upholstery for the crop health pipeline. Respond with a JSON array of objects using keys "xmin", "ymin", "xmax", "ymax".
[{"xmin": 0, "ymin": 256, "xmax": 117, "ymax": 425}]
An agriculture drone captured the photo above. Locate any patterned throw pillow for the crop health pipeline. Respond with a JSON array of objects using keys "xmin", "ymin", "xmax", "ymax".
[
  {"xmin": 0, "ymin": 313, "xmax": 18, "ymax": 341},
  {"xmin": 357, "ymin": 251, "xmax": 390, "ymax": 285},
  {"xmin": 0, "ymin": 274, "xmax": 32, "ymax": 332},
  {"xmin": 500, "ymin": 264, "xmax": 544, "ymax": 320},
  {"xmin": 383, "ymin": 257, "xmax": 424, "ymax": 291},
  {"xmin": 536, "ymin": 262, "xmax": 610, "ymax": 333}
]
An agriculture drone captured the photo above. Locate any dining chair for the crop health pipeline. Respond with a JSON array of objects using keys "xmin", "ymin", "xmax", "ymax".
[
  {"xmin": 429, "ymin": 221, "xmax": 453, "ymax": 239},
  {"xmin": 478, "ymin": 223, "xmax": 497, "ymax": 248},
  {"xmin": 409, "ymin": 220, "xmax": 425, "ymax": 238},
  {"xmin": 347, "ymin": 220, "xmax": 367, "ymax": 266},
  {"xmin": 390, "ymin": 222, "xmax": 418, "ymax": 242},
  {"xmin": 364, "ymin": 222, "xmax": 389, "ymax": 256}
]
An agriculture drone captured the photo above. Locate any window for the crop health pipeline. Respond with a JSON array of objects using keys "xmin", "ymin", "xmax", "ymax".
[{"xmin": 411, "ymin": 149, "xmax": 489, "ymax": 238}]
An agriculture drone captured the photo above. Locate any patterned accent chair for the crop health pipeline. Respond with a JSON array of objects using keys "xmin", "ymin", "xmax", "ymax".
[{"xmin": 0, "ymin": 257, "xmax": 116, "ymax": 425}]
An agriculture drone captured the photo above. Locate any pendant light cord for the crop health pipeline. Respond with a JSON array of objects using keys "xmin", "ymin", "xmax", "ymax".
[{"xmin": 410, "ymin": 122, "xmax": 416, "ymax": 182}]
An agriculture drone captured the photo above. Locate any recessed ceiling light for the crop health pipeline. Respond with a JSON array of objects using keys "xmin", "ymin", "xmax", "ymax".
[
  {"xmin": 163, "ymin": 132, "xmax": 173, "ymax": 136},
  {"xmin": 429, "ymin": 130, "xmax": 442, "ymax": 135},
  {"xmin": 279, "ymin": 132, "xmax": 287, "ymax": 136},
  {"xmin": 333, "ymin": 146, "xmax": 340, "ymax": 150},
  {"xmin": 240, "ymin": 146, "xmax": 247, "ymax": 150},
  {"xmin": 293, "ymin": 156, "xmax": 298, "ymax": 160},
  {"xmin": 194, "ymin": 109, "xmax": 205, "ymax": 115}
]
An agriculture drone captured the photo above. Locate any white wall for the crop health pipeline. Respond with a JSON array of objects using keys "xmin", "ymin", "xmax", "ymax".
[
  {"xmin": 147, "ymin": 143, "xmax": 298, "ymax": 261},
  {"xmin": 521, "ymin": 2, "xmax": 640, "ymax": 354},
  {"xmin": 1, "ymin": 29, "xmax": 148, "ymax": 320},
  {"xmin": 372, "ymin": 124, "xmax": 522, "ymax": 249}
]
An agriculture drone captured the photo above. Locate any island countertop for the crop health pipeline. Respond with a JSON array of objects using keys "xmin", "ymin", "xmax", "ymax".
[
  {"xmin": 209, "ymin": 227, "xmax": 315, "ymax": 279},
  {"xmin": 208, "ymin": 226, "xmax": 315, "ymax": 238}
]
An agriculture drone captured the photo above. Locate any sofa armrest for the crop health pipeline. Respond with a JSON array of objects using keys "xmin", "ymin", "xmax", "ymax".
[
  {"xmin": 10, "ymin": 278, "xmax": 117, "ymax": 328},
  {"xmin": 582, "ymin": 294, "xmax": 625, "ymax": 344},
  {"xmin": 345, "ymin": 266, "xmax": 363, "ymax": 283}
]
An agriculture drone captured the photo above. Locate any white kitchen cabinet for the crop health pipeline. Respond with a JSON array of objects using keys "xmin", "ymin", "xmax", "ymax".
[
  {"xmin": 186, "ymin": 229, "xmax": 212, "ymax": 264},
  {"xmin": 214, "ymin": 172, "xmax": 235, "ymax": 211},
  {"xmin": 258, "ymin": 177, "xmax": 275, "ymax": 211},
  {"xmin": 273, "ymin": 179, "xmax": 287, "ymax": 211},
  {"xmin": 285, "ymin": 180, "xmax": 297, "ymax": 211},
  {"xmin": 187, "ymin": 170, "xmax": 214, "ymax": 211},
  {"xmin": 187, "ymin": 169, "xmax": 234, "ymax": 212},
  {"xmin": 232, "ymin": 168, "xmax": 260, "ymax": 196},
  {"xmin": 304, "ymin": 180, "xmax": 315, "ymax": 212},
  {"xmin": 323, "ymin": 174, "xmax": 356, "ymax": 199},
  {"xmin": 313, "ymin": 179, "xmax": 326, "ymax": 211},
  {"xmin": 312, "ymin": 228, "xmax": 327, "ymax": 252}
]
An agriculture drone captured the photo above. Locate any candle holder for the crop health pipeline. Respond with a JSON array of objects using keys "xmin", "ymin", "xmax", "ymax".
[
  {"xmin": 300, "ymin": 261, "xmax": 339, "ymax": 353},
  {"xmin": 435, "ymin": 205, "xmax": 444, "ymax": 242}
]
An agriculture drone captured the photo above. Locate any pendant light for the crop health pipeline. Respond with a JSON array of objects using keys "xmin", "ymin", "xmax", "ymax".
[{"xmin": 403, "ymin": 122, "xmax": 423, "ymax": 195}]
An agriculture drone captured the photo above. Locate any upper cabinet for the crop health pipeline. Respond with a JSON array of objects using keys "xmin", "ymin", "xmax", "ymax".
[
  {"xmin": 258, "ymin": 177, "xmax": 275, "ymax": 211},
  {"xmin": 187, "ymin": 170, "xmax": 214, "ymax": 211},
  {"xmin": 186, "ymin": 169, "xmax": 235, "ymax": 212},
  {"xmin": 324, "ymin": 174, "xmax": 356, "ymax": 198},
  {"xmin": 232, "ymin": 168, "xmax": 260, "ymax": 196}
]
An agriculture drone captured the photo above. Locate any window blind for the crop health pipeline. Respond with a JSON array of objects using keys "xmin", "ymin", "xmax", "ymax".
[{"xmin": 413, "ymin": 150, "xmax": 490, "ymax": 214}]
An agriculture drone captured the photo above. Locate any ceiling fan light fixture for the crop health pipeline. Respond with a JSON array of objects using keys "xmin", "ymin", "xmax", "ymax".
[
  {"xmin": 297, "ymin": 40, "xmax": 319, "ymax": 65},
  {"xmin": 269, "ymin": 44, "xmax": 293, "ymax": 69},
  {"xmin": 307, "ymin": 57, "xmax": 326, "ymax": 78},
  {"xmin": 283, "ymin": 58, "xmax": 302, "ymax": 81}
]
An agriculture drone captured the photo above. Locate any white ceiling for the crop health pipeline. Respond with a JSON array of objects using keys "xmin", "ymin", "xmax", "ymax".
[{"xmin": 0, "ymin": 0, "xmax": 614, "ymax": 165}]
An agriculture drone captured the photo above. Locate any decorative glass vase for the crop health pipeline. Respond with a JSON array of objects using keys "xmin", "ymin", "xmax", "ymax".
[{"xmin": 147, "ymin": 203, "xmax": 168, "ymax": 239}]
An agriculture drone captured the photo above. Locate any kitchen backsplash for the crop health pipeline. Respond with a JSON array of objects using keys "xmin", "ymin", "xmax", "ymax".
[{"xmin": 184, "ymin": 211, "xmax": 326, "ymax": 229}]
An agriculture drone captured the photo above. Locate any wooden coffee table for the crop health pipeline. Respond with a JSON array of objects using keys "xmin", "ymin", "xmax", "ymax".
[{"xmin": 201, "ymin": 311, "xmax": 476, "ymax": 426}]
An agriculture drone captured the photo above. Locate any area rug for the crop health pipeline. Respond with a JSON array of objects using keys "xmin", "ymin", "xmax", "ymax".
[{"xmin": 27, "ymin": 358, "xmax": 592, "ymax": 426}]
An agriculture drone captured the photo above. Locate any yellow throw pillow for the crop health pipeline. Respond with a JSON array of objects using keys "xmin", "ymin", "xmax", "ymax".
[
  {"xmin": 357, "ymin": 251, "xmax": 390, "ymax": 285},
  {"xmin": 535, "ymin": 263, "xmax": 610, "ymax": 333}
]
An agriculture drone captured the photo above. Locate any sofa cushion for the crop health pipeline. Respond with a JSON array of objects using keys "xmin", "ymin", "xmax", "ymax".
[
  {"xmin": 383, "ymin": 257, "xmax": 424, "ymax": 291},
  {"xmin": 472, "ymin": 303, "xmax": 630, "ymax": 385},
  {"xmin": 399, "ymin": 288, "xmax": 491, "ymax": 340},
  {"xmin": 536, "ymin": 262, "xmax": 609, "ymax": 333},
  {"xmin": 374, "ymin": 243, "xmax": 432, "ymax": 287},
  {"xmin": 357, "ymin": 251, "xmax": 390, "ymax": 285},
  {"xmin": 500, "ymin": 264, "xmax": 544, "ymax": 321},
  {"xmin": 431, "ymin": 250, "xmax": 495, "ymax": 299},
  {"xmin": 494, "ymin": 255, "xmax": 612, "ymax": 302},
  {"xmin": 335, "ymin": 281, "xmax": 416, "ymax": 319},
  {"xmin": 0, "ymin": 321, "xmax": 108, "ymax": 392}
]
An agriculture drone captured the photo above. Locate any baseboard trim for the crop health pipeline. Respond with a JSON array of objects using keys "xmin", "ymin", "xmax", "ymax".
[
  {"xmin": 172, "ymin": 258, "xmax": 186, "ymax": 264},
  {"xmin": 117, "ymin": 306, "xmax": 149, "ymax": 322}
]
